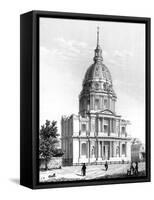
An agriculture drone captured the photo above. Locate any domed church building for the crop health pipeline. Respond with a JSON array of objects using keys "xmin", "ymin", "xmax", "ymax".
[{"xmin": 61, "ymin": 28, "xmax": 131, "ymax": 166}]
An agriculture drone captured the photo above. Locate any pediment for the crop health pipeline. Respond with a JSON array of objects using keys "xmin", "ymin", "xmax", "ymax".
[{"xmin": 100, "ymin": 109, "xmax": 115, "ymax": 115}]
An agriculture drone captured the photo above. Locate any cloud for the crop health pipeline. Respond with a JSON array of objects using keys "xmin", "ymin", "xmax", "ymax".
[
  {"xmin": 113, "ymin": 50, "xmax": 133, "ymax": 58},
  {"xmin": 40, "ymin": 38, "xmax": 92, "ymax": 67},
  {"xmin": 55, "ymin": 37, "xmax": 88, "ymax": 55},
  {"xmin": 40, "ymin": 46, "xmax": 69, "ymax": 64},
  {"xmin": 55, "ymin": 37, "xmax": 87, "ymax": 49}
]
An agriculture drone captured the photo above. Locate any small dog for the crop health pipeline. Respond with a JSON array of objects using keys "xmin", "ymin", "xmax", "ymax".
[{"xmin": 48, "ymin": 173, "xmax": 56, "ymax": 178}]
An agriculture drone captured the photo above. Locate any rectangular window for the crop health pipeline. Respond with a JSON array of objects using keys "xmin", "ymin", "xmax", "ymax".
[
  {"xmin": 95, "ymin": 98, "xmax": 100, "ymax": 110},
  {"xmin": 121, "ymin": 127, "xmax": 125, "ymax": 134},
  {"xmin": 81, "ymin": 124, "xmax": 86, "ymax": 132},
  {"xmin": 122, "ymin": 144, "xmax": 126, "ymax": 155},
  {"xmin": 104, "ymin": 99, "xmax": 108, "ymax": 109},
  {"xmin": 104, "ymin": 125, "xmax": 108, "ymax": 133},
  {"xmin": 100, "ymin": 118, "xmax": 103, "ymax": 132}
]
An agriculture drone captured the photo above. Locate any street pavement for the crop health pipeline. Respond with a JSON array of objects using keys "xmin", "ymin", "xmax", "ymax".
[{"xmin": 40, "ymin": 162, "xmax": 145, "ymax": 182}]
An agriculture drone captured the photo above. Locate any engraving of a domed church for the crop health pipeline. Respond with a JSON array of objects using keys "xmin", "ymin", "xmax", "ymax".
[{"xmin": 61, "ymin": 28, "xmax": 132, "ymax": 166}]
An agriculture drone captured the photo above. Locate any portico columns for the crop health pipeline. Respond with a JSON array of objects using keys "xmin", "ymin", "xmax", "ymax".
[
  {"xmin": 96, "ymin": 140, "xmax": 98, "ymax": 160},
  {"xmin": 102, "ymin": 141, "xmax": 104, "ymax": 159},
  {"xmin": 97, "ymin": 141, "xmax": 101, "ymax": 159},
  {"xmin": 125, "ymin": 142, "xmax": 127, "ymax": 157},
  {"xmin": 113, "ymin": 142, "xmax": 116, "ymax": 157},
  {"xmin": 108, "ymin": 119, "xmax": 110, "ymax": 136},
  {"xmin": 88, "ymin": 140, "xmax": 91, "ymax": 162},
  {"xmin": 119, "ymin": 142, "xmax": 122, "ymax": 157},
  {"xmin": 102, "ymin": 117, "xmax": 104, "ymax": 132},
  {"xmin": 119, "ymin": 141, "xmax": 121, "ymax": 157},
  {"xmin": 110, "ymin": 141, "xmax": 112, "ymax": 158},
  {"xmin": 110, "ymin": 119, "xmax": 112, "ymax": 134},
  {"xmin": 78, "ymin": 139, "xmax": 81, "ymax": 162},
  {"xmin": 98, "ymin": 118, "xmax": 100, "ymax": 134}
]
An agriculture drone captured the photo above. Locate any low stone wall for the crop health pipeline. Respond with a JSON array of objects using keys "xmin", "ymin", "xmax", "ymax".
[{"xmin": 40, "ymin": 157, "xmax": 62, "ymax": 170}]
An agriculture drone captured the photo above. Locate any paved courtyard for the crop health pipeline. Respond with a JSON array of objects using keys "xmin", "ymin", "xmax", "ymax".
[{"xmin": 40, "ymin": 162, "xmax": 145, "ymax": 182}]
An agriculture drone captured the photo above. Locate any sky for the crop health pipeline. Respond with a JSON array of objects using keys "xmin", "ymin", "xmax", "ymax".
[{"xmin": 40, "ymin": 17, "xmax": 145, "ymax": 143}]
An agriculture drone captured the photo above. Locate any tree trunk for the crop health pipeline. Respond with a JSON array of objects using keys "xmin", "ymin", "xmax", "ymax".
[{"xmin": 45, "ymin": 159, "xmax": 48, "ymax": 171}]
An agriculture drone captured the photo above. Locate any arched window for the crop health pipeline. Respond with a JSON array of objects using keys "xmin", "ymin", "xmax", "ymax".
[{"xmin": 81, "ymin": 143, "xmax": 87, "ymax": 156}]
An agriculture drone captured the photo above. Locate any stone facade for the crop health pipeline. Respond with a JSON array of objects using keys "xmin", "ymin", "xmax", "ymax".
[{"xmin": 61, "ymin": 28, "xmax": 131, "ymax": 166}]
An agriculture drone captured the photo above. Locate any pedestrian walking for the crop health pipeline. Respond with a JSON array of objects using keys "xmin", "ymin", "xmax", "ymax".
[
  {"xmin": 104, "ymin": 161, "xmax": 108, "ymax": 171},
  {"xmin": 81, "ymin": 163, "xmax": 86, "ymax": 176},
  {"xmin": 130, "ymin": 162, "xmax": 135, "ymax": 175},
  {"xmin": 135, "ymin": 161, "xmax": 138, "ymax": 175}
]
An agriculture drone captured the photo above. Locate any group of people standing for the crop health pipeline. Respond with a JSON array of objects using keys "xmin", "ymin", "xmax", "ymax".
[
  {"xmin": 128, "ymin": 161, "xmax": 139, "ymax": 175},
  {"xmin": 81, "ymin": 161, "xmax": 139, "ymax": 177}
]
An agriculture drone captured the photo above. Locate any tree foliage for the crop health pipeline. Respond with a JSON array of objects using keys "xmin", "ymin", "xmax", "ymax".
[
  {"xmin": 131, "ymin": 138, "xmax": 142, "ymax": 145},
  {"xmin": 39, "ymin": 120, "xmax": 63, "ymax": 170}
]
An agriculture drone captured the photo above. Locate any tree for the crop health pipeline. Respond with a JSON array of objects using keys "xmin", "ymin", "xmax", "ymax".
[
  {"xmin": 131, "ymin": 138, "xmax": 141, "ymax": 145},
  {"xmin": 39, "ymin": 120, "xmax": 63, "ymax": 170}
]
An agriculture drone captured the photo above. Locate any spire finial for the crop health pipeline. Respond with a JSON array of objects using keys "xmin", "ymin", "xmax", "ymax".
[
  {"xmin": 97, "ymin": 26, "xmax": 99, "ymax": 46},
  {"xmin": 94, "ymin": 26, "xmax": 103, "ymax": 62}
]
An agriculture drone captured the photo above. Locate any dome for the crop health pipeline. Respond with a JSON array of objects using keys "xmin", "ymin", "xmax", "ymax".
[
  {"xmin": 83, "ymin": 27, "xmax": 112, "ymax": 86},
  {"xmin": 80, "ymin": 27, "xmax": 116, "ymax": 97},
  {"xmin": 83, "ymin": 62, "xmax": 112, "ymax": 85}
]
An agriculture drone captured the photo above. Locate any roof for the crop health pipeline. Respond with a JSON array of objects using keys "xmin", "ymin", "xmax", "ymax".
[{"xmin": 83, "ymin": 62, "xmax": 112, "ymax": 85}]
